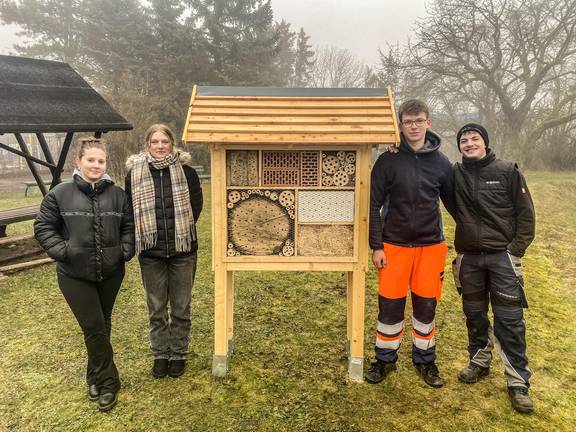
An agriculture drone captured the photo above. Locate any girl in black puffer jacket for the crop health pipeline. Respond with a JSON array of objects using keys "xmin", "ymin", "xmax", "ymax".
[{"xmin": 34, "ymin": 138, "xmax": 134, "ymax": 413}]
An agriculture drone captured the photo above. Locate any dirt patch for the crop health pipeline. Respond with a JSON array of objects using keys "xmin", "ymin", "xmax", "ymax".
[{"xmin": 0, "ymin": 236, "xmax": 47, "ymax": 267}]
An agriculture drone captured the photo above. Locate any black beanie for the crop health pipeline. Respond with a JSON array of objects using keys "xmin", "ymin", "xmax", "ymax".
[{"xmin": 457, "ymin": 123, "xmax": 489, "ymax": 151}]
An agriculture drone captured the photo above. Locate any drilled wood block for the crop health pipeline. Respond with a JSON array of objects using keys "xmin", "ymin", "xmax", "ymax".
[{"xmin": 227, "ymin": 189, "xmax": 295, "ymax": 256}]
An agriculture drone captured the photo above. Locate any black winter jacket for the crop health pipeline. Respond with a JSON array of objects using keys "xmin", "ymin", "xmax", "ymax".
[
  {"xmin": 34, "ymin": 174, "xmax": 135, "ymax": 282},
  {"xmin": 454, "ymin": 149, "xmax": 535, "ymax": 257},
  {"xmin": 125, "ymin": 154, "xmax": 203, "ymax": 258},
  {"xmin": 369, "ymin": 131, "xmax": 455, "ymax": 249}
]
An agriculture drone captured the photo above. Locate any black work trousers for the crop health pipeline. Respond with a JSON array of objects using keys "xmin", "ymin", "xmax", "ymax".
[
  {"xmin": 57, "ymin": 268, "xmax": 124, "ymax": 393},
  {"xmin": 453, "ymin": 251, "xmax": 531, "ymax": 388}
]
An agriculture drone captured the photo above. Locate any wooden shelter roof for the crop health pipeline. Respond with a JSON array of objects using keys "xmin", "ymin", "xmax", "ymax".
[
  {"xmin": 0, "ymin": 55, "xmax": 132, "ymax": 134},
  {"xmin": 182, "ymin": 86, "xmax": 400, "ymax": 145}
]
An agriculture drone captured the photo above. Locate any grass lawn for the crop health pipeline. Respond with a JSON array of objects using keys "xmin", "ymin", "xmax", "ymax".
[{"xmin": 1, "ymin": 172, "xmax": 575, "ymax": 431}]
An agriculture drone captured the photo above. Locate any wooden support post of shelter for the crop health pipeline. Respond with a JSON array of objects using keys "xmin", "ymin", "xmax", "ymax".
[
  {"xmin": 182, "ymin": 85, "xmax": 400, "ymax": 382},
  {"xmin": 0, "ymin": 55, "xmax": 132, "ymax": 197}
]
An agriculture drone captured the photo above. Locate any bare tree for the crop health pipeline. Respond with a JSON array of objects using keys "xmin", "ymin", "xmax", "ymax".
[
  {"xmin": 309, "ymin": 45, "xmax": 367, "ymax": 88},
  {"xmin": 404, "ymin": 0, "xmax": 576, "ymax": 164}
]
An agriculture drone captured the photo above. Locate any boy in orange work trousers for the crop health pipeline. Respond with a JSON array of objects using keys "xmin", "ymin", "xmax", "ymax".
[{"xmin": 365, "ymin": 99, "xmax": 455, "ymax": 387}]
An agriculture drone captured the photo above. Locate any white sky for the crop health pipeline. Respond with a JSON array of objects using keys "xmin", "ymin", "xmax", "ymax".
[{"xmin": 0, "ymin": 0, "xmax": 429, "ymax": 65}]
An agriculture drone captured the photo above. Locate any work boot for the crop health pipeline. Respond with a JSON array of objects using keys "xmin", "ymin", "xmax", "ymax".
[
  {"xmin": 414, "ymin": 362, "xmax": 444, "ymax": 388},
  {"xmin": 458, "ymin": 363, "xmax": 490, "ymax": 384},
  {"xmin": 98, "ymin": 392, "xmax": 118, "ymax": 412},
  {"xmin": 168, "ymin": 359, "xmax": 186, "ymax": 378},
  {"xmin": 508, "ymin": 387, "xmax": 534, "ymax": 414},
  {"xmin": 364, "ymin": 360, "xmax": 397, "ymax": 384},
  {"xmin": 152, "ymin": 359, "xmax": 169, "ymax": 378}
]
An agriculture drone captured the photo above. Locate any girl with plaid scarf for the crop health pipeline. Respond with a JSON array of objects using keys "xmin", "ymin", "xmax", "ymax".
[{"xmin": 125, "ymin": 124, "xmax": 203, "ymax": 379}]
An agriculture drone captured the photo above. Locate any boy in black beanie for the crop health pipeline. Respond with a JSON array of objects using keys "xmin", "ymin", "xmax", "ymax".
[{"xmin": 452, "ymin": 123, "xmax": 536, "ymax": 413}]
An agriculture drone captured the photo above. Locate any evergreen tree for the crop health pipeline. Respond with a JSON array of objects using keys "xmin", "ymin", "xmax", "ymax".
[
  {"xmin": 274, "ymin": 19, "xmax": 295, "ymax": 86},
  {"xmin": 187, "ymin": 0, "xmax": 281, "ymax": 85},
  {"xmin": 292, "ymin": 27, "xmax": 314, "ymax": 87},
  {"xmin": 0, "ymin": 0, "xmax": 86, "ymax": 65}
]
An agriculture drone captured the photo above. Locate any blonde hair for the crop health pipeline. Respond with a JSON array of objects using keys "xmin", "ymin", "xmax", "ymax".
[
  {"xmin": 144, "ymin": 124, "xmax": 176, "ymax": 148},
  {"xmin": 76, "ymin": 137, "xmax": 107, "ymax": 159}
]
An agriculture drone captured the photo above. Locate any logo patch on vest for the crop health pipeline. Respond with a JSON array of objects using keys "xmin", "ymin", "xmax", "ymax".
[{"xmin": 485, "ymin": 180, "xmax": 501, "ymax": 185}]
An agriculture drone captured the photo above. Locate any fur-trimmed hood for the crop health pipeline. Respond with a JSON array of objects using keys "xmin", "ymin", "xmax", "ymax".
[{"xmin": 125, "ymin": 150, "xmax": 192, "ymax": 170}]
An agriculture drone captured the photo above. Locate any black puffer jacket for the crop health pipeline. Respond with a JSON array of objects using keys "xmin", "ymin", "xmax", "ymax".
[
  {"xmin": 369, "ymin": 131, "xmax": 455, "ymax": 249},
  {"xmin": 454, "ymin": 149, "xmax": 535, "ymax": 257},
  {"xmin": 34, "ymin": 174, "xmax": 135, "ymax": 282},
  {"xmin": 125, "ymin": 153, "xmax": 203, "ymax": 258}
]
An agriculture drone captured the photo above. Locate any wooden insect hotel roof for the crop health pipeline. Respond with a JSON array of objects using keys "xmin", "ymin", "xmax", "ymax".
[{"xmin": 182, "ymin": 86, "xmax": 400, "ymax": 145}]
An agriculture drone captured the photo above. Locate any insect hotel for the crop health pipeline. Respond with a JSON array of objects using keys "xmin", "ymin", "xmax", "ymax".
[{"xmin": 182, "ymin": 86, "xmax": 400, "ymax": 381}]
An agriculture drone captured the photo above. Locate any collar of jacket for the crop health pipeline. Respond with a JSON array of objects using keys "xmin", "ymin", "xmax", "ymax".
[
  {"xmin": 399, "ymin": 130, "xmax": 442, "ymax": 155},
  {"xmin": 73, "ymin": 169, "xmax": 114, "ymax": 195},
  {"xmin": 462, "ymin": 148, "xmax": 496, "ymax": 169}
]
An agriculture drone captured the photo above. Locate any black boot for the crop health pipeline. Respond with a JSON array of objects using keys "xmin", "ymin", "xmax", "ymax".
[
  {"xmin": 508, "ymin": 387, "xmax": 534, "ymax": 414},
  {"xmin": 414, "ymin": 362, "xmax": 444, "ymax": 388},
  {"xmin": 152, "ymin": 359, "xmax": 169, "ymax": 378},
  {"xmin": 98, "ymin": 392, "xmax": 118, "ymax": 412},
  {"xmin": 364, "ymin": 360, "xmax": 397, "ymax": 384},
  {"xmin": 169, "ymin": 359, "xmax": 186, "ymax": 378},
  {"xmin": 458, "ymin": 363, "xmax": 490, "ymax": 384}
]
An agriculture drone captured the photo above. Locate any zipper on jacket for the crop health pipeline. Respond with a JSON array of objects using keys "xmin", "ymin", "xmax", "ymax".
[
  {"xmin": 159, "ymin": 170, "xmax": 170, "ymax": 258},
  {"xmin": 473, "ymin": 167, "xmax": 481, "ymax": 251}
]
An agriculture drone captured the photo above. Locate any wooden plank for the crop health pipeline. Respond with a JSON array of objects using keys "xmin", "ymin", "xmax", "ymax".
[
  {"xmin": 226, "ymin": 261, "xmax": 356, "ymax": 272},
  {"xmin": 187, "ymin": 124, "xmax": 398, "ymax": 133},
  {"xmin": 194, "ymin": 99, "xmax": 391, "ymax": 108},
  {"xmin": 0, "ymin": 204, "xmax": 41, "ymax": 224},
  {"xmin": 0, "ymin": 257, "xmax": 53, "ymax": 274},
  {"xmin": 213, "ymin": 263, "xmax": 229, "ymax": 357},
  {"xmin": 387, "ymin": 86, "xmax": 401, "ymax": 145},
  {"xmin": 189, "ymin": 107, "xmax": 394, "ymax": 116},
  {"xmin": 223, "ymin": 255, "xmax": 356, "ymax": 263},
  {"xmin": 188, "ymin": 115, "xmax": 395, "ymax": 125},
  {"xmin": 182, "ymin": 85, "xmax": 198, "ymax": 142},
  {"xmin": 0, "ymin": 234, "xmax": 33, "ymax": 246},
  {"xmin": 226, "ymin": 270, "xmax": 234, "ymax": 342},
  {"xmin": 196, "ymin": 96, "xmax": 391, "ymax": 102},
  {"xmin": 348, "ymin": 266, "xmax": 365, "ymax": 359},
  {"xmin": 185, "ymin": 132, "xmax": 399, "ymax": 144}
]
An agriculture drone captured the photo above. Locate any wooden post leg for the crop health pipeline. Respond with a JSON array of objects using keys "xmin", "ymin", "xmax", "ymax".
[
  {"xmin": 226, "ymin": 270, "xmax": 235, "ymax": 356},
  {"xmin": 348, "ymin": 267, "xmax": 365, "ymax": 382},
  {"xmin": 212, "ymin": 263, "xmax": 229, "ymax": 377},
  {"xmin": 345, "ymin": 271, "xmax": 353, "ymax": 357}
]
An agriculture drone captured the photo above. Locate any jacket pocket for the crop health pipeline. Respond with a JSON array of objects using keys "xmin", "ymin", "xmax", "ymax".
[
  {"xmin": 451, "ymin": 253, "xmax": 464, "ymax": 294},
  {"xmin": 47, "ymin": 241, "xmax": 68, "ymax": 262},
  {"xmin": 101, "ymin": 245, "xmax": 123, "ymax": 278}
]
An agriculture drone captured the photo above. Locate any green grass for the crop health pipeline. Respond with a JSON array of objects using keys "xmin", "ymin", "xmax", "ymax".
[{"xmin": 1, "ymin": 173, "xmax": 575, "ymax": 431}]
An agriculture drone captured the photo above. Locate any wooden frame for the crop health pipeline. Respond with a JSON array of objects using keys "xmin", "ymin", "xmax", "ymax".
[{"xmin": 183, "ymin": 86, "xmax": 399, "ymax": 382}]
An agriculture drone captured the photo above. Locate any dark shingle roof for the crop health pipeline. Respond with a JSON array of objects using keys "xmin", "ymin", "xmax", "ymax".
[{"xmin": 0, "ymin": 55, "xmax": 132, "ymax": 133}]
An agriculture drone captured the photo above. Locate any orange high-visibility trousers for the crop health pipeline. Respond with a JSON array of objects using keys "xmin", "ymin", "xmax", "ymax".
[{"xmin": 375, "ymin": 242, "xmax": 448, "ymax": 364}]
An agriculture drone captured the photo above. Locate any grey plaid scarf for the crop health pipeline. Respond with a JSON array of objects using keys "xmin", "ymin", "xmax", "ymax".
[{"xmin": 131, "ymin": 150, "xmax": 195, "ymax": 254}]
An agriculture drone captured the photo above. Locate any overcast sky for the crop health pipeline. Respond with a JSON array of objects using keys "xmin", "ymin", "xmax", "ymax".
[{"xmin": 0, "ymin": 0, "xmax": 428, "ymax": 65}]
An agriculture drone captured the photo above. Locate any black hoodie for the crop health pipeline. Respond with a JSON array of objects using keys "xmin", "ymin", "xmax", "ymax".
[{"xmin": 369, "ymin": 130, "xmax": 455, "ymax": 249}]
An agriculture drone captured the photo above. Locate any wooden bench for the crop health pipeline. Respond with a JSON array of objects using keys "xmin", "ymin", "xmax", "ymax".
[
  {"xmin": 0, "ymin": 204, "xmax": 41, "ymax": 237},
  {"xmin": 23, "ymin": 180, "xmax": 51, "ymax": 196},
  {"xmin": 23, "ymin": 178, "xmax": 72, "ymax": 196}
]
